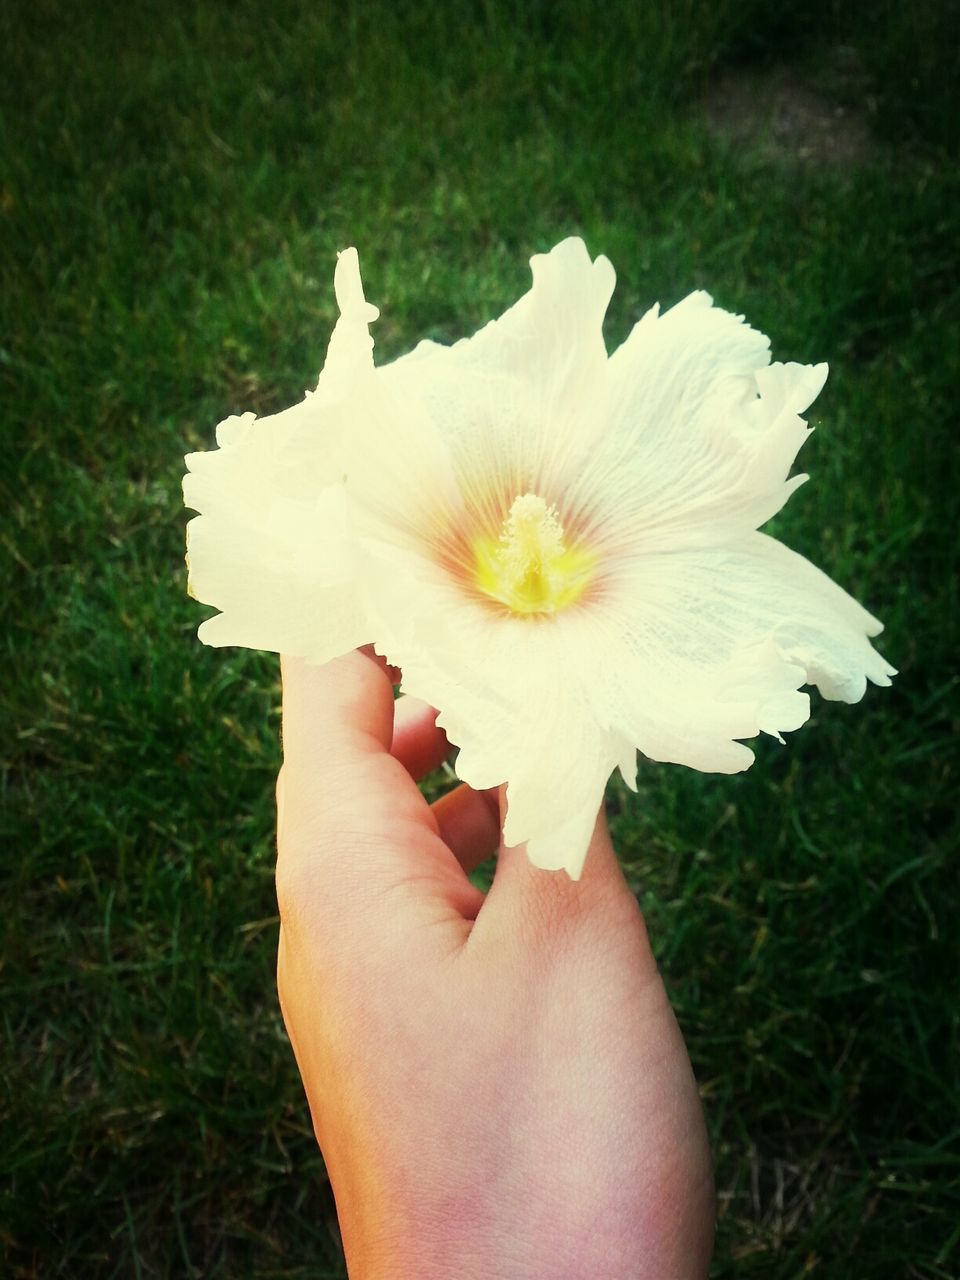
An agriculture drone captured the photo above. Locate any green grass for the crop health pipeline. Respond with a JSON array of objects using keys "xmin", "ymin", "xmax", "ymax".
[{"xmin": 2, "ymin": 0, "xmax": 958, "ymax": 1275}]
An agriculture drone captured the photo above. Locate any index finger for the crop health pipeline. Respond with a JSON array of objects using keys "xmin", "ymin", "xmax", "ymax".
[{"xmin": 276, "ymin": 651, "xmax": 482, "ymax": 939}]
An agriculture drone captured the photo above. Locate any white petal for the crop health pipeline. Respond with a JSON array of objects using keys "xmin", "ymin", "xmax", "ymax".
[
  {"xmin": 608, "ymin": 290, "xmax": 770, "ymax": 445},
  {"xmin": 184, "ymin": 397, "xmax": 369, "ymax": 661},
  {"xmin": 187, "ymin": 487, "xmax": 371, "ymax": 661},
  {"xmin": 615, "ymin": 734, "xmax": 639, "ymax": 792},
  {"xmin": 571, "ymin": 293, "xmax": 826, "ymax": 551},
  {"xmin": 443, "ymin": 236, "xmax": 614, "ymax": 400},
  {"xmin": 317, "ymin": 252, "xmax": 466, "ymax": 544},
  {"xmin": 315, "ymin": 247, "xmax": 380, "ymax": 402},
  {"xmin": 198, "ymin": 591, "xmax": 369, "ymax": 661},
  {"xmin": 378, "ymin": 238, "xmax": 616, "ymax": 525},
  {"xmin": 182, "ymin": 250, "xmax": 382, "ymax": 527},
  {"xmin": 585, "ymin": 530, "xmax": 894, "ymax": 773},
  {"xmin": 333, "ymin": 246, "xmax": 380, "ymax": 325},
  {"xmin": 504, "ymin": 747, "xmax": 609, "ymax": 880},
  {"xmin": 184, "ymin": 247, "xmax": 464, "ymax": 663},
  {"xmin": 183, "ymin": 396, "xmax": 329, "ymax": 521},
  {"xmin": 522, "ymin": 792, "xmax": 609, "ymax": 879},
  {"xmin": 215, "ymin": 410, "xmax": 256, "ymax": 449},
  {"xmin": 370, "ymin": 561, "xmax": 622, "ymax": 879}
]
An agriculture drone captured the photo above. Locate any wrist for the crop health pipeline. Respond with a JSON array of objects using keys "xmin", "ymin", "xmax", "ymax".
[{"xmin": 339, "ymin": 1174, "xmax": 713, "ymax": 1280}]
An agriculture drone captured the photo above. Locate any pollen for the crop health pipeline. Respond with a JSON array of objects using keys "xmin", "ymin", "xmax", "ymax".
[{"xmin": 473, "ymin": 493, "xmax": 596, "ymax": 615}]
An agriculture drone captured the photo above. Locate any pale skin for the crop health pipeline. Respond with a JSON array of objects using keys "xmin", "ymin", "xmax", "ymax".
[{"xmin": 276, "ymin": 649, "xmax": 715, "ymax": 1279}]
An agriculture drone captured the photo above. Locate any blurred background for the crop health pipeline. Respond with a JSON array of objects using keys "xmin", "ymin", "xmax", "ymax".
[{"xmin": 2, "ymin": 1, "xmax": 957, "ymax": 1276}]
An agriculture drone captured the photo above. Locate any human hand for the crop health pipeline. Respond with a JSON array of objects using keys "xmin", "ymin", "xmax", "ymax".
[{"xmin": 276, "ymin": 649, "xmax": 714, "ymax": 1279}]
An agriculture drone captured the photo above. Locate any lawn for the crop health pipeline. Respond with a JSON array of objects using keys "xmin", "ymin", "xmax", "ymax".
[{"xmin": 2, "ymin": 1, "xmax": 958, "ymax": 1276}]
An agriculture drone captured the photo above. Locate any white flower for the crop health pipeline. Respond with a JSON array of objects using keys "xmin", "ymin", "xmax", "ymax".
[{"xmin": 183, "ymin": 239, "xmax": 895, "ymax": 879}]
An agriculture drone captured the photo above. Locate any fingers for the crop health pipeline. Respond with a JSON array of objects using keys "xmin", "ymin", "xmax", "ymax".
[
  {"xmin": 389, "ymin": 697, "xmax": 501, "ymax": 874},
  {"xmin": 281, "ymin": 650, "xmax": 394, "ymax": 770},
  {"xmin": 280, "ymin": 650, "xmax": 637, "ymax": 950},
  {"xmin": 391, "ymin": 694, "xmax": 452, "ymax": 780},
  {"xmin": 386, "ymin": 691, "xmax": 500, "ymax": 874},
  {"xmin": 358, "ymin": 642, "xmax": 401, "ymax": 687},
  {"xmin": 278, "ymin": 652, "xmax": 484, "ymax": 936},
  {"xmin": 279, "ymin": 649, "xmax": 424, "ymax": 867},
  {"xmin": 386, "ymin": 691, "xmax": 635, "ymax": 926},
  {"xmin": 383, "ymin": 683, "xmax": 631, "ymax": 916},
  {"xmin": 431, "ymin": 784, "xmax": 501, "ymax": 877}
]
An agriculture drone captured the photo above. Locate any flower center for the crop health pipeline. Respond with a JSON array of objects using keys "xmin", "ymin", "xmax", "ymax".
[{"xmin": 473, "ymin": 493, "xmax": 595, "ymax": 615}]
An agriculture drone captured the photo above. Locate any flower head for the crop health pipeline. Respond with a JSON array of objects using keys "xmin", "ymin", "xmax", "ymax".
[{"xmin": 183, "ymin": 239, "xmax": 895, "ymax": 878}]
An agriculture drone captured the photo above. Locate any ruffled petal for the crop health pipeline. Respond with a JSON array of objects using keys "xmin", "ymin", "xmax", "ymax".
[
  {"xmin": 570, "ymin": 292, "xmax": 825, "ymax": 551},
  {"xmin": 368, "ymin": 563, "xmax": 623, "ymax": 878},
  {"xmin": 438, "ymin": 236, "xmax": 614, "ymax": 406},
  {"xmin": 187, "ymin": 486, "xmax": 371, "ymax": 660},
  {"xmin": 183, "ymin": 247, "xmax": 384, "ymax": 659},
  {"xmin": 184, "ymin": 398, "xmax": 326, "ymax": 522},
  {"xmin": 315, "ymin": 247, "xmax": 380, "ymax": 402},
  {"xmin": 584, "ymin": 530, "xmax": 895, "ymax": 773},
  {"xmin": 182, "ymin": 246, "xmax": 382, "ymax": 528},
  {"xmin": 378, "ymin": 237, "xmax": 616, "ymax": 530}
]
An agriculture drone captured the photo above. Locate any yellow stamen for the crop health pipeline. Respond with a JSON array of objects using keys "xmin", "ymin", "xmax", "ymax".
[{"xmin": 473, "ymin": 493, "xmax": 595, "ymax": 615}]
